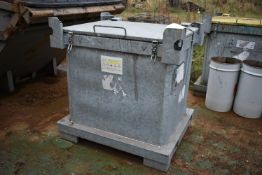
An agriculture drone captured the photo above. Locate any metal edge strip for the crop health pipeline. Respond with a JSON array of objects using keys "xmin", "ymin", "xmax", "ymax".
[
  {"xmin": 241, "ymin": 69, "xmax": 262, "ymax": 77},
  {"xmin": 209, "ymin": 65, "xmax": 240, "ymax": 72}
]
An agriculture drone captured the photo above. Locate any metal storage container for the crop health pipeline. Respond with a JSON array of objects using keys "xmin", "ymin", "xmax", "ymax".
[
  {"xmin": 193, "ymin": 16, "xmax": 262, "ymax": 96},
  {"xmin": 48, "ymin": 17, "xmax": 208, "ymax": 171},
  {"xmin": 205, "ymin": 57, "xmax": 241, "ymax": 112},
  {"xmin": 0, "ymin": 0, "xmax": 125, "ymax": 92},
  {"xmin": 233, "ymin": 60, "xmax": 262, "ymax": 118}
]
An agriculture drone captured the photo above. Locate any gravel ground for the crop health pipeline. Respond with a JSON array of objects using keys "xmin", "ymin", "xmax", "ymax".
[{"xmin": 0, "ymin": 75, "xmax": 261, "ymax": 175}]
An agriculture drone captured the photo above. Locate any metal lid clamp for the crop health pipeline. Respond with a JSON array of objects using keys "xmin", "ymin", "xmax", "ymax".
[
  {"xmin": 160, "ymin": 14, "xmax": 211, "ymax": 65},
  {"xmin": 48, "ymin": 17, "xmax": 75, "ymax": 54},
  {"xmin": 67, "ymin": 32, "xmax": 74, "ymax": 54},
  {"xmin": 48, "ymin": 17, "xmax": 65, "ymax": 49},
  {"xmin": 161, "ymin": 24, "xmax": 188, "ymax": 65},
  {"xmin": 151, "ymin": 40, "xmax": 160, "ymax": 63}
]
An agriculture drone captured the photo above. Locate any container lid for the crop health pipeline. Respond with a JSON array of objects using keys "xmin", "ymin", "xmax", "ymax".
[
  {"xmin": 210, "ymin": 57, "xmax": 241, "ymax": 72},
  {"xmin": 242, "ymin": 60, "xmax": 262, "ymax": 77},
  {"xmin": 63, "ymin": 21, "xmax": 169, "ymax": 42},
  {"xmin": 212, "ymin": 16, "xmax": 262, "ymax": 27}
]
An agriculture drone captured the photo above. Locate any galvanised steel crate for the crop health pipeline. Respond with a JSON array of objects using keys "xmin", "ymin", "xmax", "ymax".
[{"xmin": 49, "ymin": 17, "xmax": 208, "ymax": 171}]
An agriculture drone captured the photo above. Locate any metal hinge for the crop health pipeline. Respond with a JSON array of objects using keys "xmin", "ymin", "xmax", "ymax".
[
  {"xmin": 67, "ymin": 32, "xmax": 74, "ymax": 54},
  {"xmin": 151, "ymin": 40, "xmax": 159, "ymax": 63}
]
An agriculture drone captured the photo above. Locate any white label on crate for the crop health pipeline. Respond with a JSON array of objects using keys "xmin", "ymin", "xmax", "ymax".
[
  {"xmin": 233, "ymin": 51, "xmax": 250, "ymax": 61},
  {"xmin": 102, "ymin": 75, "xmax": 114, "ymax": 91},
  {"xmin": 176, "ymin": 63, "xmax": 185, "ymax": 84},
  {"xmin": 101, "ymin": 55, "xmax": 123, "ymax": 75},
  {"xmin": 236, "ymin": 40, "xmax": 255, "ymax": 50},
  {"xmin": 102, "ymin": 75, "xmax": 127, "ymax": 97},
  {"xmin": 178, "ymin": 85, "xmax": 186, "ymax": 103}
]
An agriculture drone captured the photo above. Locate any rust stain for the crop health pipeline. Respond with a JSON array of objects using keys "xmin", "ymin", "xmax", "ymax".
[
  {"xmin": 27, "ymin": 4, "xmax": 125, "ymax": 19},
  {"xmin": 0, "ymin": 1, "xmax": 19, "ymax": 12},
  {"xmin": 0, "ymin": 2, "xmax": 125, "ymax": 40}
]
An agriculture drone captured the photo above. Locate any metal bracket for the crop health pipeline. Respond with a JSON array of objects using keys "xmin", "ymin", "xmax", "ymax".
[
  {"xmin": 180, "ymin": 13, "xmax": 212, "ymax": 46},
  {"xmin": 48, "ymin": 17, "xmax": 65, "ymax": 49},
  {"xmin": 202, "ymin": 13, "xmax": 212, "ymax": 34},
  {"xmin": 213, "ymin": 24, "xmax": 218, "ymax": 38},
  {"xmin": 191, "ymin": 22, "xmax": 204, "ymax": 45}
]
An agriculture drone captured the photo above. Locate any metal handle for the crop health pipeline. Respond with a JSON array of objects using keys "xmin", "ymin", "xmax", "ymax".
[
  {"xmin": 174, "ymin": 39, "xmax": 184, "ymax": 51},
  {"xmin": 93, "ymin": 25, "xmax": 127, "ymax": 37}
]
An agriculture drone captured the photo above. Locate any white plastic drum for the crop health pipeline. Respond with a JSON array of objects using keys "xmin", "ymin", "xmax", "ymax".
[
  {"xmin": 233, "ymin": 60, "xmax": 262, "ymax": 118},
  {"xmin": 205, "ymin": 57, "xmax": 241, "ymax": 112}
]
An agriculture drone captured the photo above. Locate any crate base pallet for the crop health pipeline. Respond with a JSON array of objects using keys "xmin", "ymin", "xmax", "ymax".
[{"xmin": 58, "ymin": 108, "xmax": 193, "ymax": 171}]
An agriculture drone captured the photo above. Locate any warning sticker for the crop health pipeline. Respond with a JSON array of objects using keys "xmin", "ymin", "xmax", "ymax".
[
  {"xmin": 178, "ymin": 85, "xmax": 185, "ymax": 103},
  {"xmin": 233, "ymin": 51, "xmax": 250, "ymax": 61},
  {"xmin": 176, "ymin": 63, "xmax": 185, "ymax": 84},
  {"xmin": 101, "ymin": 55, "xmax": 123, "ymax": 75},
  {"xmin": 236, "ymin": 40, "xmax": 255, "ymax": 50}
]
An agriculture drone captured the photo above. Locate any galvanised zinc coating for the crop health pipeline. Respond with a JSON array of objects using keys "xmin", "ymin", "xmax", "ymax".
[{"xmin": 50, "ymin": 19, "xmax": 194, "ymax": 171}]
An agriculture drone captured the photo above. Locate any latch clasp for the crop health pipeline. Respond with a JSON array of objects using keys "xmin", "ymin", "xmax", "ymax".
[
  {"xmin": 151, "ymin": 40, "xmax": 159, "ymax": 63},
  {"xmin": 67, "ymin": 32, "xmax": 74, "ymax": 54}
]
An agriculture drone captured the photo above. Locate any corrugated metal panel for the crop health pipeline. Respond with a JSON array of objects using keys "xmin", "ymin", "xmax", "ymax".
[{"xmin": 211, "ymin": 24, "xmax": 262, "ymax": 36}]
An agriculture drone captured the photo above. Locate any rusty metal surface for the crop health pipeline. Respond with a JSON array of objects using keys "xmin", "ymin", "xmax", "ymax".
[
  {"xmin": 0, "ymin": 1, "xmax": 19, "ymax": 12},
  {"xmin": 0, "ymin": 24, "xmax": 66, "ymax": 78},
  {"xmin": 0, "ymin": 13, "xmax": 20, "ymax": 40},
  {"xmin": 0, "ymin": 1, "xmax": 125, "ymax": 91},
  {"xmin": 27, "ymin": 4, "xmax": 125, "ymax": 19},
  {"xmin": 0, "ymin": 2, "xmax": 125, "ymax": 40},
  {"xmin": 20, "ymin": 0, "xmax": 123, "ymax": 8}
]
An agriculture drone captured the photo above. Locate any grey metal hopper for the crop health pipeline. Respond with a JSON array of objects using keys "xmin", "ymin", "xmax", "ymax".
[
  {"xmin": 0, "ymin": 0, "xmax": 125, "ymax": 92},
  {"xmin": 193, "ymin": 16, "xmax": 262, "ymax": 96}
]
